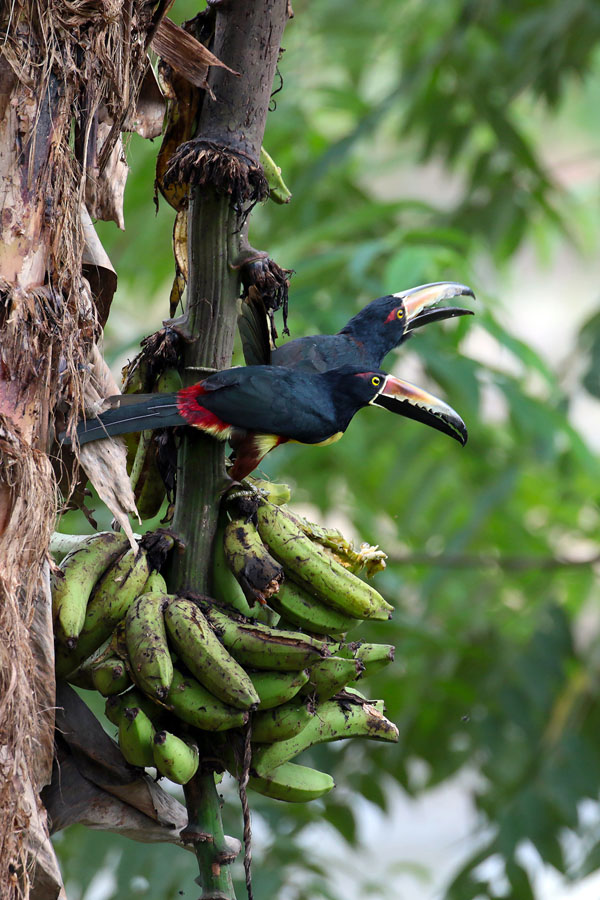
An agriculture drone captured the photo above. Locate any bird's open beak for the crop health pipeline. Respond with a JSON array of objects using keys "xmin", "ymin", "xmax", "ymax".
[
  {"xmin": 398, "ymin": 282, "xmax": 475, "ymax": 332},
  {"xmin": 370, "ymin": 373, "xmax": 468, "ymax": 445}
]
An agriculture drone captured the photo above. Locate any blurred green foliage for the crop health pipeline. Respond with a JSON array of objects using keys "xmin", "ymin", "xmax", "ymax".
[{"xmin": 55, "ymin": 1, "xmax": 600, "ymax": 898}]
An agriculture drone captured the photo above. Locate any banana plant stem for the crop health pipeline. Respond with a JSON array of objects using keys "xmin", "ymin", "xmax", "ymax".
[
  {"xmin": 183, "ymin": 772, "xmax": 237, "ymax": 900},
  {"xmin": 167, "ymin": 2, "xmax": 290, "ymax": 897},
  {"xmin": 169, "ymin": 189, "xmax": 239, "ymax": 595}
]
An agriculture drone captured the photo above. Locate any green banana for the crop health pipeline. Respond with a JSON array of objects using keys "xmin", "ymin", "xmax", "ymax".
[
  {"xmin": 251, "ymin": 697, "xmax": 399, "ymax": 777},
  {"xmin": 55, "ymin": 545, "xmax": 152, "ymax": 677},
  {"xmin": 223, "ymin": 516, "xmax": 283, "ymax": 605},
  {"xmin": 125, "ymin": 591, "xmax": 173, "ymax": 700},
  {"xmin": 153, "ymin": 730, "xmax": 199, "ymax": 785},
  {"xmin": 143, "ymin": 571, "xmax": 168, "ymax": 594},
  {"xmin": 118, "ymin": 706, "xmax": 156, "ymax": 768},
  {"xmin": 251, "ymin": 700, "xmax": 314, "ymax": 743},
  {"xmin": 267, "ymin": 578, "xmax": 359, "ymax": 636},
  {"xmin": 52, "ymin": 531, "xmax": 130, "ymax": 648},
  {"xmin": 300, "ymin": 656, "xmax": 364, "ymax": 702},
  {"xmin": 211, "ymin": 510, "xmax": 256, "ymax": 617},
  {"xmin": 256, "ymin": 502, "xmax": 393, "ymax": 621},
  {"xmin": 260, "ymin": 146, "xmax": 292, "ymax": 204},
  {"xmin": 249, "ymin": 762, "xmax": 334, "ymax": 803},
  {"xmin": 63, "ymin": 625, "xmax": 123, "ymax": 690},
  {"xmin": 248, "ymin": 669, "xmax": 310, "ymax": 710},
  {"xmin": 105, "ymin": 688, "xmax": 163, "ymax": 726},
  {"xmin": 121, "ymin": 351, "xmax": 151, "ymax": 395},
  {"xmin": 164, "ymin": 597, "xmax": 259, "ymax": 710},
  {"xmin": 243, "ymin": 476, "xmax": 291, "ymax": 505},
  {"xmin": 332, "ymin": 642, "xmax": 395, "ymax": 677},
  {"xmin": 341, "ymin": 686, "xmax": 385, "ymax": 713},
  {"xmin": 130, "ymin": 368, "xmax": 183, "ymax": 520},
  {"xmin": 166, "ymin": 666, "xmax": 248, "ymax": 731},
  {"xmin": 199, "ymin": 600, "xmax": 328, "ymax": 671},
  {"xmin": 91, "ymin": 657, "xmax": 132, "ymax": 696},
  {"xmin": 130, "ymin": 430, "xmax": 164, "ymax": 520},
  {"xmin": 280, "ymin": 505, "xmax": 388, "ymax": 576}
]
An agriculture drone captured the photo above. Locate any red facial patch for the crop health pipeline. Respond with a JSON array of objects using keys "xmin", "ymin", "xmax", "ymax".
[
  {"xmin": 176, "ymin": 384, "xmax": 231, "ymax": 437},
  {"xmin": 353, "ymin": 371, "xmax": 376, "ymax": 381},
  {"xmin": 385, "ymin": 306, "xmax": 403, "ymax": 323}
]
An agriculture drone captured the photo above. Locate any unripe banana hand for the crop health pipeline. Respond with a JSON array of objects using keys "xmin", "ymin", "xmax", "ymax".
[
  {"xmin": 164, "ymin": 596, "xmax": 259, "ymax": 710},
  {"xmin": 248, "ymin": 762, "xmax": 334, "ymax": 803},
  {"xmin": 55, "ymin": 544, "xmax": 152, "ymax": 678},
  {"xmin": 224, "ymin": 516, "xmax": 283, "ymax": 605},
  {"xmin": 256, "ymin": 502, "xmax": 393, "ymax": 621},
  {"xmin": 52, "ymin": 531, "xmax": 130, "ymax": 649},
  {"xmin": 251, "ymin": 696, "xmax": 399, "ymax": 777},
  {"xmin": 199, "ymin": 599, "xmax": 329, "ymax": 671},
  {"xmin": 125, "ymin": 591, "xmax": 174, "ymax": 700}
]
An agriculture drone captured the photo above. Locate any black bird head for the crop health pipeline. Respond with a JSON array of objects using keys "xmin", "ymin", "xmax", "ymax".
[
  {"xmin": 325, "ymin": 367, "xmax": 468, "ymax": 446},
  {"xmin": 341, "ymin": 281, "xmax": 475, "ymax": 356}
]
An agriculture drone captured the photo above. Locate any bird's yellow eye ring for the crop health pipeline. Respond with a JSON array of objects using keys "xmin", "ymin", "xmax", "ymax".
[
  {"xmin": 397, "ymin": 308, "xmax": 404, "ymax": 319},
  {"xmin": 371, "ymin": 376, "xmax": 381, "ymax": 387}
]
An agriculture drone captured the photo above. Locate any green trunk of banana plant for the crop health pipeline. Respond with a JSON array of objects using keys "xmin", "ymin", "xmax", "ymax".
[
  {"xmin": 168, "ymin": 2, "xmax": 290, "ymax": 898},
  {"xmin": 184, "ymin": 773, "xmax": 237, "ymax": 900}
]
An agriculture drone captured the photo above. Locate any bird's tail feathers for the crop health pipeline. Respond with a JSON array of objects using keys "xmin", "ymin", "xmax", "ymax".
[{"xmin": 68, "ymin": 393, "xmax": 184, "ymax": 446}]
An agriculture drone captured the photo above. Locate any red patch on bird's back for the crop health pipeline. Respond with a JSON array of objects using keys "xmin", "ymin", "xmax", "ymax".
[{"xmin": 176, "ymin": 384, "xmax": 232, "ymax": 439}]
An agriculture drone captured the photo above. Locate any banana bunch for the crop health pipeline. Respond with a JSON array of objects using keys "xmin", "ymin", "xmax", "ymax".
[
  {"xmin": 52, "ymin": 480, "xmax": 398, "ymax": 801},
  {"xmin": 219, "ymin": 492, "xmax": 393, "ymax": 630},
  {"xmin": 53, "ymin": 530, "xmax": 175, "ymax": 678}
]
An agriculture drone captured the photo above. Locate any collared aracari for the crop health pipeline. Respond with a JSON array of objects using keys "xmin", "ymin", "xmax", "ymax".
[
  {"xmin": 239, "ymin": 282, "xmax": 475, "ymax": 372},
  {"xmin": 65, "ymin": 364, "xmax": 467, "ymax": 481}
]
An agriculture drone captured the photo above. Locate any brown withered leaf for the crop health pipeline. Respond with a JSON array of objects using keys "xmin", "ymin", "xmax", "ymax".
[
  {"xmin": 151, "ymin": 16, "xmax": 239, "ymax": 90},
  {"xmin": 124, "ymin": 64, "xmax": 166, "ymax": 139},
  {"xmin": 78, "ymin": 345, "xmax": 139, "ymax": 548},
  {"xmin": 169, "ymin": 206, "xmax": 188, "ymax": 315},
  {"xmin": 43, "ymin": 683, "xmax": 189, "ymax": 845},
  {"xmin": 155, "ymin": 62, "xmax": 199, "ymax": 210},
  {"xmin": 81, "ymin": 206, "xmax": 118, "ymax": 327},
  {"xmin": 94, "ymin": 126, "xmax": 128, "ymax": 230}
]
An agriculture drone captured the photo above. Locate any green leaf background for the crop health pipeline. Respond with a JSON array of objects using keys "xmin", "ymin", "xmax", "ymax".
[{"xmin": 56, "ymin": 1, "xmax": 600, "ymax": 897}]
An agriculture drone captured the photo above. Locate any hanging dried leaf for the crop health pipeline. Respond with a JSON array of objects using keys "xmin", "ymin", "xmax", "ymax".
[
  {"xmin": 156, "ymin": 62, "xmax": 200, "ymax": 211},
  {"xmin": 81, "ymin": 207, "xmax": 118, "ymax": 328},
  {"xmin": 43, "ymin": 684, "xmax": 189, "ymax": 844},
  {"xmin": 151, "ymin": 16, "xmax": 239, "ymax": 90},
  {"xmin": 78, "ymin": 345, "xmax": 139, "ymax": 549},
  {"xmin": 124, "ymin": 65, "xmax": 166, "ymax": 139},
  {"xmin": 87, "ymin": 126, "xmax": 128, "ymax": 230}
]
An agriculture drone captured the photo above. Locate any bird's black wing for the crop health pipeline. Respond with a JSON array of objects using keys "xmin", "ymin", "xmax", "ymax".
[
  {"xmin": 201, "ymin": 368, "xmax": 339, "ymax": 443},
  {"xmin": 271, "ymin": 334, "xmax": 369, "ymax": 373}
]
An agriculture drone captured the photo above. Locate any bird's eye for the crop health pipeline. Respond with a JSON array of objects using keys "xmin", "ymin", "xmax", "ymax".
[
  {"xmin": 371, "ymin": 376, "xmax": 381, "ymax": 387},
  {"xmin": 396, "ymin": 308, "xmax": 404, "ymax": 319}
]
